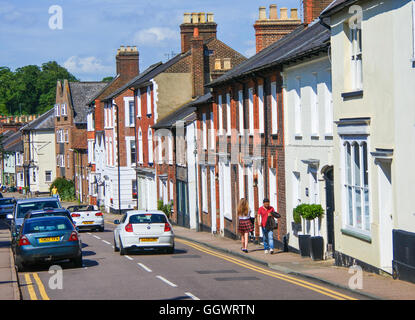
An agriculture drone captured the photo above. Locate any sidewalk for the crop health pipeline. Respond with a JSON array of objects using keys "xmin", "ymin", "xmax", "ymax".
[
  {"xmin": 172, "ymin": 225, "xmax": 415, "ymax": 300},
  {"xmin": 0, "ymin": 220, "xmax": 20, "ymax": 300}
]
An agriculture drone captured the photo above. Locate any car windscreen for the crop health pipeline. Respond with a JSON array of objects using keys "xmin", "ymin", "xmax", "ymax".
[
  {"xmin": 0, "ymin": 199, "xmax": 13, "ymax": 205},
  {"xmin": 29, "ymin": 212, "xmax": 69, "ymax": 219},
  {"xmin": 23, "ymin": 218, "xmax": 73, "ymax": 234},
  {"xmin": 68, "ymin": 205, "xmax": 94, "ymax": 212},
  {"xmin": 17, "ymin": 201, "xmax": 61, "ymax": 218},
  {"xmin": 129, "ymin": 214, "xmax": 167, "ymax": 224}
]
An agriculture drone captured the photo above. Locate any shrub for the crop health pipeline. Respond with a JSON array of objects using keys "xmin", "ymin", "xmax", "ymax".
[
  {"xmin": 158, "ymin": 199, "xmax": 173, "ymax": 218},
  {"xmin": 50, "ymin": 178, "xmax": 76, "ymax": 201},
  {"xmin": 293, "ymin": 204, "xmax": 324, "ymax": 221}
]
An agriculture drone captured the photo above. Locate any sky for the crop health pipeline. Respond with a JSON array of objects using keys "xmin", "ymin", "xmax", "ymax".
[{"xmin": 0, "ymin": 0, "xmax": 304, "ymax": 81}]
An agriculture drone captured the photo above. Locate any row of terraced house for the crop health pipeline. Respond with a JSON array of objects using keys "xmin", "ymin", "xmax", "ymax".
[{"xmin": 49, "ymin": 0, "xmax": 415, "ymax": 283}]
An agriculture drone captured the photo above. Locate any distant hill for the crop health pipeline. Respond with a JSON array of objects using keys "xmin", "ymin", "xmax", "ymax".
[{"xmin": 0, "ymin": 61, "xmax": 78, "ymax": 116}]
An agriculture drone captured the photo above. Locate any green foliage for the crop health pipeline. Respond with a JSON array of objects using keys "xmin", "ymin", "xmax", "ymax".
[
  {"xmin": 50, "ymin": 177, "xmax": 76, "ymax": 201},
  {"xmin": 0, "ymin": 61, "xmax": 77, "ymax": 116},
  {"xmin": 294, "ymin": 204, "xmax": 324, "ymax": 221},
  {"xmin": 158, "ymin": 199, "xmax": 173, "ymax": 218},
  {"xmin": 102, "ymin": 76, "xmax": 114, "ymax": 82}
]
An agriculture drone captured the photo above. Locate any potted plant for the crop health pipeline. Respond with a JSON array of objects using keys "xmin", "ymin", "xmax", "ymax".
[
  {"xmin": 294, "ymin": 204, "xmax": 311, "ymax": 257},
  {"xmin": 301, "ymin": 204, "xmax": 325, "ymax": 261}
]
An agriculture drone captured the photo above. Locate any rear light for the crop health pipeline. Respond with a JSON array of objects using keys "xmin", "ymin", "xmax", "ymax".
[
  {"xmin": 164, "ymin": 223, "xmax": 171, "ymax": 232},
  {"xmin": 69, "ymin": 231, "xmax": 79, "ymax": 242},
  {"xmin": 18, "ymin": 236, "xmax": 30, "ymax": 246},
  {"xmin": 95, "ymin": 212, "xmax": 103, "ymax": 216},
  {"xmin": 71, "ymin": 213, "xmax": 80, "ymax": 218},
  {"xmin": 125, "ymin": 224, "xmax": 133, "ymax": 232}
]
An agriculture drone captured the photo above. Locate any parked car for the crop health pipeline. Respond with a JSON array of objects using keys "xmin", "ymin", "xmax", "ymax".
[
  {"xmin": 0, "ymin": 198, "xmax": 15, "ymax": 219},
  {"xmin": 9, "ymin": 198, "xmax": 62, "ymax": 247},
  {"xmin": 67, "ymin": 205, "xmax": 104, "ymax": 232},
  {"xmin": 13, "ymin": 216, "xmax": 83, "ymax": 271},
  {"xmin": 24, "ymin": 208, "xmax": 75, "ymax": 226},
  {"xmin": 113, "ymin": 211, "xmax": 174, "ymax": 255}
]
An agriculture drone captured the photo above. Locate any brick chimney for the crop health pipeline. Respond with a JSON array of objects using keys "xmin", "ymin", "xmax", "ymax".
[
  {"xmin": 116, "ymin": 45, "xmax": 139, "ymax": 79},
  {"xmin": 254, "ymin": 5, "xmax": 302, "ymax": 53},
  {"xmin": 180, "ymin": 12, "xmax": 217, "ymax": 53},
  {"xmin": 303, "ymin": 0, "xmax": 333, "ymax": 25},
  {"xmin": 191, "ymin": 27, "xmax": 205, "ymax": 98}
]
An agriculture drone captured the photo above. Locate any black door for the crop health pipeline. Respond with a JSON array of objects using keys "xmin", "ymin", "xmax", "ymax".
[
  {"xmin": 176, "ymin": 180, "xmax": 190, "ymax": 228},
  {"xmin": 324, "ymin": 168, "xmax": 335, "ymax": 253}
]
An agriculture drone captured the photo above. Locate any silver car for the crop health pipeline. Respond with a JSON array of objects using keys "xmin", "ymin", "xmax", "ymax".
[
  {"xmin": 113, "ymin": 211, "xmax": 174, "ymax": 255},
  {"xmin": 0, "ymin": 198, "xmax": 14, "ymax": 219},
  {"xmin": 67, "ymin": 205, "xmax": 104, "ymax": 232}
]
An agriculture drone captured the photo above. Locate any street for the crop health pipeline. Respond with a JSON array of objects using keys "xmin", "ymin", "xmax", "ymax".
[{"xmin": 14, "ymin": 219, "xmax": 365, "ymax": 301}]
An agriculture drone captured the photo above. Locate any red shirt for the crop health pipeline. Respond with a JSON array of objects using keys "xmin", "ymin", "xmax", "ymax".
[{"xmin": 258, "ymin": 206, "xmax": 275, "ymax": 228}]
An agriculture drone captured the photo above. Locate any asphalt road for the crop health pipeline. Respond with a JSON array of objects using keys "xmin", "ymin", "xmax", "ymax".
[{"xmin": 15, "ymin": 221, "xmax": 366, "ymax": 301}]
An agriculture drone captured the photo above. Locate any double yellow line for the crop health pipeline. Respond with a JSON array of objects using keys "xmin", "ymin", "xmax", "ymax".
[
  {"xmin": 177, "ymin": 238, "xmax": 357, "ymax": 301},
  {"xmin": 24, "ymin": 273, "xmax": 50, "ymax": 300}
]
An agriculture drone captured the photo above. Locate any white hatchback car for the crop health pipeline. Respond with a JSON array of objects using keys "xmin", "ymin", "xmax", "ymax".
[
  {"xmin": 113, "ymin": 211, "xmax": 174, "ymax": 255},
  {"xmin": 67, "ymin": 205, "xmax": 104, "ymax": 232}
]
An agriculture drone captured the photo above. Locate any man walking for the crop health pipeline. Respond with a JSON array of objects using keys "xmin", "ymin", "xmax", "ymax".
[{"xmin": 258, "ymin": 198, "xmax": 276, "ymax": 254}]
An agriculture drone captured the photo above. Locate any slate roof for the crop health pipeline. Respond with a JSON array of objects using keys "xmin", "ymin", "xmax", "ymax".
[
  {"xmin": 68, "ymin": 82, "xmax": 107, "ymax": 124},
  {"xmin": 2, "ymin": 130, "xmax": 22, "ymax": 152},
  {"xmin": 320, "ymin": 0, "xmax": 357, "ymax": 17},
  {"xmin": 208, "ymin": 22, "xmax": 331, "ymax": 87},
  {"xmin": 152, "ymin": 93, "xmax": 212, "ymax": 130},
  {"xmin": 20, "ymin": 108, "xmax": 55, "ymax": 131}
]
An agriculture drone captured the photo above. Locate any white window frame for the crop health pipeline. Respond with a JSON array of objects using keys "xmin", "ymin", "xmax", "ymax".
[
  {"xmin": 202, "ymin": 113, "xmax": 207, "ymax": 150},
  {"xmin": 148, "ymin": 128, "xmax": 154, "ymax": 165},
  {"xmin": 258, "ymin": 85, "xmax": 264, "ymax": 134},
  {"xmin": 168, "ymin": 133, "xmax": 173, "ymax": 165},
  {"xmin": 61, "ymin": 103, "xmax": 67, "ymax": 116},
  {"xmin": 223, "ymin": 163, "xmax": 232, "ymax": 221},
  {"xmin": 238, "ymin": 90, "xmax": 244, "ymax": 136},
  {"xmin": 271, "ymin": 82, "xmax": 278, "ymax": 135},
  {"xmin": 45, "ymin": 171, "xmax": 52, "ymax": 183},
  {"xmin": 210, "ymin": 112, "xmax": 215, "ymax": 150},
  {"xmin": 324, "ymin": 76, "xmax": 333, "ymax": 136},
  {"xmin": 125, "ymin": 136, "xmax": 136, "ymax": 167},
  {"xmin": 341, "ymin": 136, "xmax": 371, "ymax": 236},
  {"xmin": 412, "ymin": 0, "xmax": 415, "ymax": 60},
  {"xmin": 138, "ymin": 128, "xmax": 143, "ymax": 164},
  {"xmin": 294, "ymin": 77, "xmax": 302, "ymax": 136},
  {"xmin": 248, "ymin": 88, "xmax": 254, "ymax": 136},
  {"xmin": 124, "ymin": 97, "xmax": 135, "ymax": 127},
  {"xmin": 239, "ymin": 164, "xmax": 245, "ymax": 200},
  {"xmin": 201, "ymin": 165, "xmax": 208, "ymax": 213},
  {"xmin": 311, "ymin": 73, "xmax": 319, "ymax": 136},
  {"xmin": 137, "ymin": 90, "xmax": 142, "ymax": 118},
  {"xmin": 218, "ymin": 95, "xmax": 223, "ymax": 135},
  {"xmin": 226, "ymin": 93, "xmax": 231, "ymax": 136},
  {"xmin": 54, "ymin": 104, "xmax": 60, "ymax": 117},
  {"xmin": 350, "ymin": 26, "xmax": 363, "ymax": 90},
  {"xmin": 146, "ymin": 86, "xmax": 152, "ymax": 116}
]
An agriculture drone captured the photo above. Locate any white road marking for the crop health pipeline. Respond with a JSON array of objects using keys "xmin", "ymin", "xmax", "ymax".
[
  {"xmin": 102, "ymin": 240, "xmax": 111, "ymax": 245},
  {"xmin": 185, "ymin": 292, "xmax": 200, "ymax": 300},
  {"xmin": 87, "ymin": 233, "xmax": 92, "ymax": 235},
  {"xmin": 93, "ymin": 235, "xmax": 101, "ymax": 240},
  {"xmin": 156, "ymin": 275, "xmax": 177, "ymax": 288},
  {"xmin": 125, "ymin": 255, "xmax": 133, "ymax": 261},
  {"xmin": 137, "ymin": 263, "xmax": 152, "ymax": 272}
]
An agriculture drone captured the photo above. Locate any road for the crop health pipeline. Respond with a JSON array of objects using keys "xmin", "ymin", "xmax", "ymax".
[{"xmin": 13, "ymin": 219, "xmax": 367, "ymax": 301}]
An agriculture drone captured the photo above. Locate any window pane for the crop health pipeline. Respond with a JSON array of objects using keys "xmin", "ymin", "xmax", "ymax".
[
  {"xmin": 364, "ymin": 188, "xmax": 370, "ymax": 231},
  {"xmin": 346, "ymin": 143, "xmax": 352, "ymax": 184},
  {"xmin": 355, "ymin": 188, "xmax": 362, "ymax": 229},
  {"xmin": 353, "ymin": 143, "xmax": 361, "ymax": 187},
  {"xmin": 348, "ymin": 186, "xmax": 353, "ymax": 226},
  {"xmin": 362, "ymin": 143, "xmax": 368, "ymax": 186}
]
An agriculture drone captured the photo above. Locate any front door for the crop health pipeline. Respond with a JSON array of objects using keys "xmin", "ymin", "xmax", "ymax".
[
  {"xmin": 324, "ymin": 168, "xmax": 335, "ymax": 253},
  {"xmin": 378, "ymin": 160, "xmax": 393, "ymax": 274},
  {"xmin": 176, "ymin": 180, "xmax": 190, "ymax": 228}
]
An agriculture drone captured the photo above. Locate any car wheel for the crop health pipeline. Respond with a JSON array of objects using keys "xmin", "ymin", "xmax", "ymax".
[
  {"xmin": 15, "ymin": 260, "xmax": 25, "ymax": 272},
  {"xmin": 71, "ymin": 255, "xmax": 83, "ymax": 268},
  {"xmin": 99, "ymin": 226, "xmax": 105, "ymax": 232},
  {"xmin": 114, "ymin": 237, "xmax": 120, "ymax": 252},
  {"xmin": 166, "ymin": 245, "xmax": 175, "ymax": 254},
  {"xmin": 119, "ymin": 237, "xmax": 126, "ymax": 256}
]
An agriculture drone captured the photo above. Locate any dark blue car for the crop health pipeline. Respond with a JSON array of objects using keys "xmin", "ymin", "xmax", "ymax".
[{"xmin": 13, "ymin": 216, "xmax": 83, "ymax": 271}]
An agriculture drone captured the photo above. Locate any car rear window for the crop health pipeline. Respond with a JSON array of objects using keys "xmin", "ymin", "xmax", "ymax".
[
  {"xmin": 0, "ymin": 199, "xmax": 13, "ymax": 205},
  {"xmin": 17, "ymin": 201, "xmax": 61, "ymax": 218},
  {"xmin": 29, "ymin": 212, "xmax": 69, "ymax": 219},
  {"xmin": 23, "ymin": 218, "xmax": 73, "ymax": 234},
  {"xmin": 129, "ymin": 214, "xmax": 167, "ymax": 224},
  {"xmin": 68, "ymin": 205, "xmax": 95, "ymax": 212}
]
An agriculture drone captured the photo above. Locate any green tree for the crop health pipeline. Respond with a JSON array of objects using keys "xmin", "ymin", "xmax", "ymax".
[{"xmin": 102, "ymin": 76, "xmax": 114, "ymax": 82}]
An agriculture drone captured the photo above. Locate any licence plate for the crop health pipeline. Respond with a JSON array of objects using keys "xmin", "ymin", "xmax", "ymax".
[
  {"xmin": 82, "ymin": 221, "xmax": 94, "ymax": 225},
  {"xmin": 39, "ymin": 237, "xmax": 60, "ymax": 243},
  {"xmin": 140, "ymin": 238, "xmax": 158, "ymax": 243}
]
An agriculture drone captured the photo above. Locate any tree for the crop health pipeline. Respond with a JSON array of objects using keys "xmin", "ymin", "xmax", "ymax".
[{"xmin": 102, "ymin": 76, "xmax": 114, "ymax": 82}]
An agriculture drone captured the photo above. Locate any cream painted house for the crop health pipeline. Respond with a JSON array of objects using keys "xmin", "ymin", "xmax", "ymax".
[
  {"xmin": 321, "ymin": 0, "xmax": 415, "ymax": 280},
  {"xmin": 282, "ymin": 23, "xmax": 334, "ymax": 256}
]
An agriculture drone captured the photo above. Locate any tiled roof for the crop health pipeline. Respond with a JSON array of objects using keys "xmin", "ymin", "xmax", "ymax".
[
  {"xmin": 2, "ymin": 130, "xmax": 22, "ymax": 152},
  {"xmin": 208, "ymin": 22, "xmax": 330, "ymax": 87},
  {"xmin": 68, "ymin": 82, "xmax": 108, "ymax": 124},
  {"xmin": 20, "ymin": 108, "xmax": 55, "ymax": 131}
]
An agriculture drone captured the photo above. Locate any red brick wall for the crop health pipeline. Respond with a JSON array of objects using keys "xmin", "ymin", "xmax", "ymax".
[{"xmin": 303, "ymin": 0, "xmax": 333, "ymax": 25}]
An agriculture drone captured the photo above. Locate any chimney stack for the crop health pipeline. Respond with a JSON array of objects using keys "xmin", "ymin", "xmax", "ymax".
[
  {"xmin": 180, "ymin": 12, "xmax": 217, "ymax": 53},
  {"xmin": 116, "ymin": 45, "xmax": 139, "ymax": 80},
  {"xmin": 254, "ymin": 4, "xmax": 302, "ymax": 53},
  {"xmin": 303, "ymin": 0, "xmax": 333, "ymax": 25},
  {"xmin": 191, "ymin": 27, "xmax": 205, "ymax": 97}
]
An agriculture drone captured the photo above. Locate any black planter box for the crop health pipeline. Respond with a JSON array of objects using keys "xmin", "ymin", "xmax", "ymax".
[
  {"xmin": 298, "ymin": 235, "xmax": 311, "ymax": 257},
  {"xmin": 310, "ymin": 236, "xmax": 324, "ymax": 261}
]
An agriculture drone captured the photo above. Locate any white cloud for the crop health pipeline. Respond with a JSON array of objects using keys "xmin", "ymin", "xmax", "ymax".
[
  {"xmin": 133, "ymin": 27, "xmax": 179, "ymax": 47},
  {"xmin": 63, "ymin": 56, "xmax": 113, "ymax": 75}
]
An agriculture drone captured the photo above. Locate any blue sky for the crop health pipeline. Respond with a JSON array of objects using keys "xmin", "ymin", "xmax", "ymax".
[{"xmin": 0, "ymin": 0, "xmax": 303, "ymax": 81}]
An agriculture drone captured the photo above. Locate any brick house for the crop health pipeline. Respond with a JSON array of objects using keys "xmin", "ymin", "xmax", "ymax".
[
  {"xmin": 86, "ymin": 46, "xmax": 139, "ymax": 212},
  {"xmin": 199, "ymin": 2, "xmax": 330, "ymax": 243},
  {"xmin": 54, "ymin": 80, "xmax": 107, "ymax": 201}
]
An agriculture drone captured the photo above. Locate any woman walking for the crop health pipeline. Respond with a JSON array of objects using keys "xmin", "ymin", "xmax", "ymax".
[{"xmin": 237, "ymin": 199, "xmax": 254, "ymax": 253}]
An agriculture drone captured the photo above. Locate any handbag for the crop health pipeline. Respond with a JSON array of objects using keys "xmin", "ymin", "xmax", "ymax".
[{"xmin": 266, "ymin": 211, "xmax": 281, "ymax": 230}]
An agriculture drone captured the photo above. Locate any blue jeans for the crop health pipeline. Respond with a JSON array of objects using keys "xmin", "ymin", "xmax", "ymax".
[{"xmin": 261, "ymin": 227, "xmax": 274, "ymax": 251}]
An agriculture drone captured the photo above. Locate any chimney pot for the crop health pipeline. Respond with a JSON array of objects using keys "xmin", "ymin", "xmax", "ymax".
[
  {"xmin": 206, "ymin": 13, "xmax": 214, "ymax": 22},
  {"xmin": 183, "ymin": 13, "xmax": 191, "ymax": 23},
  {"xmin": 269, "ymin": 4, "xmax": 278, "ymax": 20},
  {"xmin": 199, "ymin": 12, "xmax": 206, "ymax": 23},
  {"xmin": 259, "ymin": 6, "xmax": 267, "ymax": 20},
  {"xmin": 193, "ymin": 27, "xmax": 199, "ymax": 38},
  {"xmin": 291, "ymin": 8, "xmax": 299, "ymax": 20},
  {"xmin": 191, "ymin": 12, "xmax": 199, "ymax": 23},
  {"xmin": 280, "ymin": 8, "xmax": 288, "ymax": 20}
]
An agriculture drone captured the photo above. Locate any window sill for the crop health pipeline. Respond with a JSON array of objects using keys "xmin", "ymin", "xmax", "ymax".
[
  {"xmin": 341, "ymin": 228, "xmax": 372, "ymax": 243},
  {"xmin": 341, "ymin": 90, "xmax": 363, "ymax": 100}
]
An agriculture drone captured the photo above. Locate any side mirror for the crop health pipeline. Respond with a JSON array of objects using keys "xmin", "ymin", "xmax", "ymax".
[
  {"xmin": 6, "ymin": 214, "xmax": 13, "ymax": 220},
  {"xmin": 114, "ymin": 220, "xmax": 120, "ymax": 225}
]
